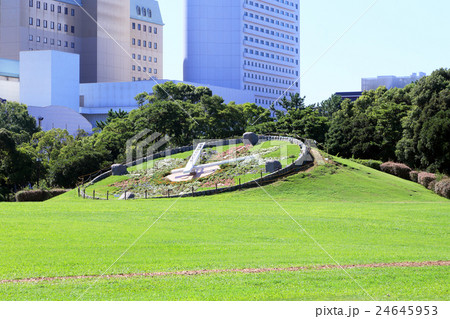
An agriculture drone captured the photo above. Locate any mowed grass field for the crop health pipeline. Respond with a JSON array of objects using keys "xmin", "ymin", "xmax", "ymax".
[{"xmin": 0, "ymin": 157, "xmax": 449, "ymax": 300}]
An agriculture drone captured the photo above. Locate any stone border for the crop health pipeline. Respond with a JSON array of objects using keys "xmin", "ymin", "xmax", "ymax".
[{"xmin": 80, "ymin": 135, "xmax": 312, "ymax": 200}]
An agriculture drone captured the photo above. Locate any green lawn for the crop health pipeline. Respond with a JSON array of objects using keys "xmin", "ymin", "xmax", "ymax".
[{"xmin": 0, "ymin": 157, "xmax": 448, "ymax": 300}]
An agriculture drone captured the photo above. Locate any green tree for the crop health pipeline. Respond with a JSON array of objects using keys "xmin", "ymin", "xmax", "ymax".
[
  {"xmin": 316, "ymin": 94, "xmax": 342, "ymax": 118},
  {"xmin": 95, "ymin": 109, "xmax": 129, "ymax": 130},
  {"xmin": 0, "ymin": 101, "xmax": 39, "ymax": 144},
  {"xmin": 396, "ymin": 69, "xmax": 450, "ymax": 173},
  {"xmin": 50, "ymin": 137, "xmax": 108, "ymax": 188},
  {"xmin": 0, "ymin": 129, "xmax": 37, "ymax": 193},
  {"xmin": 151, "ymin": 81, "xmax": 212, "ymax": 103}
]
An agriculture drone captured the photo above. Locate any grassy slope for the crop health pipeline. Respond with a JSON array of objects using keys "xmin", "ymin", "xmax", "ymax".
[{"xmin": 0, "ymin": 157, "xmax": 448, "ymax": 300}]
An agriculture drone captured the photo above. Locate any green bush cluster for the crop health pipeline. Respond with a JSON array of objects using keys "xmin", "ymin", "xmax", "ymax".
[{"xmin": 350, "ymin": 159, "xmax": 382, "ymax": 170}]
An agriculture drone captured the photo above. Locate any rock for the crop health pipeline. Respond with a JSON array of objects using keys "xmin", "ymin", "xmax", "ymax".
[
  {"xmin": 119, "ymin": 192, "xmax": 135, "ymax": 200},
  {"xmin": 111, "ymin": 164, "xmax": 128, "ymax": 176},
  {"xmin": 266, "ymin": 160, "xmax": 282, "ymax": 173},
  {"xmin": 243, "ymin": 132, "xmax": 258, "ymax": 146}
]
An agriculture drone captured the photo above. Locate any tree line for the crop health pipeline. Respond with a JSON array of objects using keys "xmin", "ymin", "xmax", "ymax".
[{"xmin": 1, "ymin": 69, "xmax": 449, "ymax": 200}]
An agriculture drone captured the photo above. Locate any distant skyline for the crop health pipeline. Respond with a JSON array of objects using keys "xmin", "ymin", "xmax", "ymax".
[{"xmin": 160, "ymin": 0, "xmax": 450, "ymax": 104}]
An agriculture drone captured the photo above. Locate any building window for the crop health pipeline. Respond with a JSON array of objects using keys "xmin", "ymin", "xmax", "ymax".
[
  {"xmin": 29, "ymin": 35, "xmax": 33, "ymax": 41},
  {"xmin": 71, "ymin": 9, "xmax": 75, "ymax": 16},
  {"xmin": 29, "ymin": 0, "xmax": 33, "ymax": 7},
  {"xmin": 137, "ymin": 54, "xmax": 141, "ymax": 60},
  {"xmin": 57, "ymin": 40, "xmax": 61, "ymax": 46},
  {"xmin": 149, "ymin": 26, "xmax": 152, "ymax": 33},
  {"xmin": 132, "ymin": 65, "xmax": 136, "ymax": 71},
  {"xmin": 64, "ymin": 7, "xmax": 68, "ymax": 15},
  {"xmin": 29, "ymin": 17, "xmax": 33, "ymax": 25},
  {"xmin": 143, "ymin": 25, "xmax": 146, "ymax": 32},
  {"xmin": 64, "ymin": 41, "xmax": 68, "ymax": 47},
  {"xmin": 36, "ymin": 19, "xmax": 41, "ymax": 27},
  {"xmin": 143, "ymin": 41, "xmax": 147, "ymax": 47},
  {"xmin": 143, "ymin": 67, "xmax": 147, "ymax": 72},
  {"xmin": 154, "ymin": 69, "xmax": 157, "ymax": 74},
  {"xmin": 36, "ymin": 1, "xmax": 40, "ymax": 9},
  {"xmin": 50, "ymin": 38, "xmax": 54, "ymax": 45},
  {"xmin": 154, "ymin": 57, "xmax": 157, "ymax": 63},
  {"xmin": 154, "ymin": 43, "xmax": 157, "ymax": 49},
  {"xmin": 36, "ymin": 36, "xmax": 40, "ymax": 42},
  {"xmin": 43, "ymin": 20, "xmax": 47, "ymax": 28},
  {"xmin": 132, "ymin": 23, "xmax": 135, "ymax": 29},
  {"xmin": 137, "ymin": 66, "xmax": 141, "ymax": 71},
  {"xmin": 57, "ymin": 6, "xmax": 61, "ymax": 13},
  {"xmin": 57, "ymin": 23, "xmax": 61, "ymax": 31},
  {"xmin": 64, "ymin": 24, "xmax": 68, "ymax": 32},
  {"xmin": 71, "ymin": 42, "xmax": 75, "ymax": 48},
  {"xmin": 143, "ymin": 56, "xmax": 146, "ymax": 61},
  {"xmin": 154, "ymin": 27, "xmax": 157, "ymax": 34},
  {"xmin": 148, "ymin": 9, "xmax": 152, "ymax": 17},
  {"xmin": 148, "ymin": 57, "xmax": 152, "ymax": 62},
  {"xmin": 51, "ymin": 4, "xmax": 54, "ymax": 11},
  {"xmin": 137, "ymin": 24, "xmax": 141, "ymax": 31},
  {"xmin": 132, "ymin": 53, "xmax": 136, "ymax": 59},
  {"xmin": 138, "ymin": 40, "xmax": 141, "ymax": 46},
  {"xmin": 51, "ymin": 21, "xmax": 54, "ymax": 29},
  {"xmin": 43, "ymin": 37, "xmax": 48, "ymax": 43},
  {"xmin": 148, "ymin": 68, "xmax": 152, "ymax": 73},
  {"xmin": 142, "ymin": 7, "xmax": 146, "ymax": 16},
  {"xmin": 44, "ymin": 2, "xmax": 47, "ymax": 10},
  {"xmin": 136, "ymin": 6, "xmax": 141, "ymax": 15},
  {"xmin": 132, "ymin": 38, "xmax": 136, "ymax": 45},
  {"xmin": 71, "ymin": 26, "xmax": 75, "ymax": 33}
]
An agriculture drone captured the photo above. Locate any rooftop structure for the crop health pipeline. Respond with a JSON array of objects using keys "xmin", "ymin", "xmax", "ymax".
[{"xmin": 361, "ymin": 72, "xmax": 426, "ymax": 91}]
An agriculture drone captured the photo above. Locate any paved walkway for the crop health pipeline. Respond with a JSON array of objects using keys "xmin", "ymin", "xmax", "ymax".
[{"xmin": 310, "ymin": 148, "xmax": 326, "ymax": 166}]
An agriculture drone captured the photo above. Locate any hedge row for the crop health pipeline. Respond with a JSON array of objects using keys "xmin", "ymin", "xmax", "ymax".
[
  {"xmin": 15, "ymin": 189, "xmax": 68, "ymax": 202},
  {"xmin": 435, "ymin": 179, "xmax": 450, "ymax": 198},
  {"xmin": 380, "ymin": 162, "xmax": 449, "ymax": 199},
  {"xmin": 418, "ymin": 172, "xmax": 436, "ymax": 189},
  {"xmin": 380, "ymin": 162, "xmax": 412, "ymax": 180}
]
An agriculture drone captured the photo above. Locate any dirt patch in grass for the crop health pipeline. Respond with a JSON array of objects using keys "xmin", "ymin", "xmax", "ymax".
[{"xmin": 2, "ymin": 261, "xmax": 448, "ymax": 284}]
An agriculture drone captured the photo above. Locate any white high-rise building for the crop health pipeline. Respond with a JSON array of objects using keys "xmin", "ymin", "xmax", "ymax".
[
  {"xmin": 0, "ymin": 0, "xmax": 164, "ymax": 83},
  {"xmin": 184, "ymin": 0, "xmax": 300, "ymax": 108}
]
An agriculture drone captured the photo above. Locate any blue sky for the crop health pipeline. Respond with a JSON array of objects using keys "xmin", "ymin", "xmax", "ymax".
[{"xmin": 160, "ymin": 0, "xmax": 449, "ymax": 104}]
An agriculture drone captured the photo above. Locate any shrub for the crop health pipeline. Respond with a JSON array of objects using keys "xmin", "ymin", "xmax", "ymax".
[
  {"xmin": 434, "ymin": 179, "xmax": 450, "ymax": 199},
  {"xmin": 380, "ymin": 162, "xmax": 412, "ymax": 179},
  {"xmin": 418, "ymin": 172, "xmax": 436, "ymax": 189},
  {"xmin": 49, "ymin": 189, "xmax": 68, "ymax": 197},
  {"xmin": 351, "ymin": 159, "xmax": 382, "ymax": 170},
  {"xmin": 15, "ymin": 189, "xmax": 68, "ymax": 202},
  {"xmin": 409, "ymin": 171, "xmax": 419, "ymax": 183},
  {"xmin": 428, "ymin": 180, "xmax": 437, "ymax": 191},
  {"xmin": 15, "ymin": 190, "xmax": 50, "ymax": 202}
]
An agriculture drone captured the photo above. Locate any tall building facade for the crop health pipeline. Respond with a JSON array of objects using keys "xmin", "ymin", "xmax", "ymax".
[
  {"xmin": 184, "ymin": 0, "xmax": 300, "ymax": 107},
  {"xmin": 0, "ymin": 0, "xmax": 163, "ymax": 83}
]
